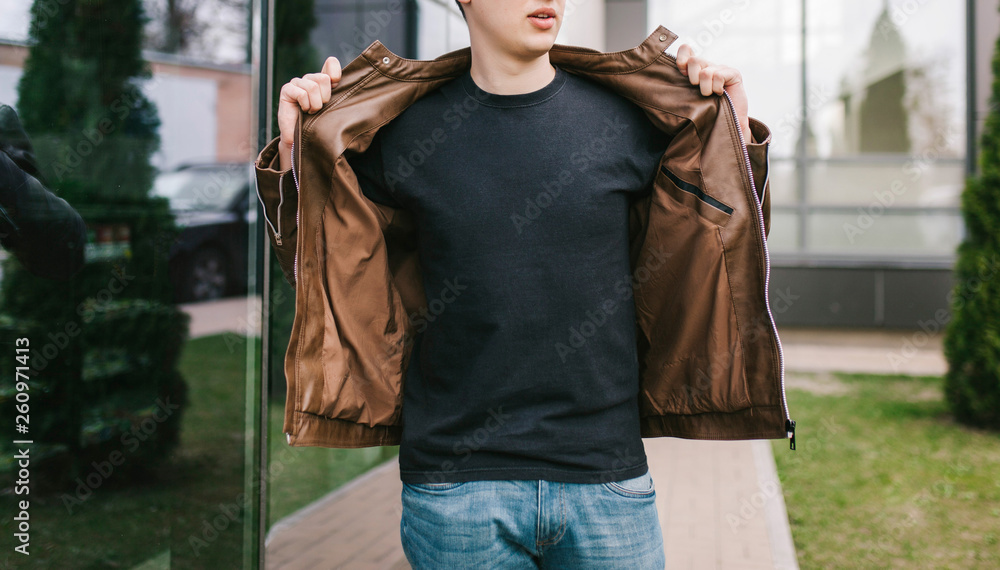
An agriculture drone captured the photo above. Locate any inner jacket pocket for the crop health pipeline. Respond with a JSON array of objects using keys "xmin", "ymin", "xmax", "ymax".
[{"xmin": 659, "ymin": 165, "xmax": 733, "ymax": 226}]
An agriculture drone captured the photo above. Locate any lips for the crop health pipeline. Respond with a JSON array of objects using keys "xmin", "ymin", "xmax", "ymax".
[{"xmin": 528, "ymin": 7, "xmax": 556, "ymax": 29}]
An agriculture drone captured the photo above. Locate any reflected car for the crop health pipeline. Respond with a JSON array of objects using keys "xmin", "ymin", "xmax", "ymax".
[{"xmin": 152, "ymin": 162, "xmax": 254, "ymax": 302}]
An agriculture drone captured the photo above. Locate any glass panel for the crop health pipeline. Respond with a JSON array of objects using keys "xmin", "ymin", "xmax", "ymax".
[
  {"xmin": 804, "ymin": 0, "xmax": 966, "ymax": 159},
  {"xmin": 767, "ymin": 209, "xmax": 802, "ymax": 255},
  {"xmin": 769, "ymin": 158, "xmax": 798, "ymax": 206},
  {"xmin": 648, "ymin": 1, "xmax": 805, "ymax": 257},
  {"xmin": 416, "ymin": 0, "xmax": 470, "ymax": 58},
  {"xmin": 806, "ymin": 211, "xmax": 963, "ymax": 256},
  {"xmin": 806, "ymin": 159, "xmax": 965, "ymax": 206},
  {"xmin": 0, "ymin": 0, "xmax": 258, "ymax": 567},
  {"xmin": 264, "ymin": 0, "xmax": 401, "ymax": 542},
  {"xmin": 314, "ymin": 0, "xmax": 415, "ymax": 63},
  {"xmin": 650, "ymin": 0, "xmax": 803, "ymax": 158}
]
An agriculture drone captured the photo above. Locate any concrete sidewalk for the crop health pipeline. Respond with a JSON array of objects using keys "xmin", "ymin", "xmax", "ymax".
[{"xmin": 178, "ymin": 297, "xmax": 944, "ymax": 569}]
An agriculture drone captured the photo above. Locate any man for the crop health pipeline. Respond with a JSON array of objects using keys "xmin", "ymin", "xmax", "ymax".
[
  {"xmin": 262, "ymin": 1, "xmax": 781, "ymax": 567},
  {"xmin": 0, "ymin": 103, "xmax": 87, "ymax": 280}
]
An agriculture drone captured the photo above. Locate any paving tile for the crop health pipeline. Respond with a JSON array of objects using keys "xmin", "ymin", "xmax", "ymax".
[{"xmin": 266, "ymin": 437, "xmax": 797, "ymax": 569}]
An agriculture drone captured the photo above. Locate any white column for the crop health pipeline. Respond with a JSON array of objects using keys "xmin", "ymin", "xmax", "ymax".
[{"xmin": 556, "ymin": 0, "xmax": 606, "ymax": 51}]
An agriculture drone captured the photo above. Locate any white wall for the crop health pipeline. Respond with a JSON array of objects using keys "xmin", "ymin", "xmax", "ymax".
[
  {"xmin": 0, "ymin": 66, "xmax": 217, "ymax": 171},
  {"xmin": 0, "ymin": 65, "xmax": 19, "ymax": 106},
  {"xmin": 557, "ymin": 0, "xmax": 607, "ymax": 50},
  {"xmin": 416, "ymin": 0, "xmax": 470, "ymax": 58},
  {"xmin": 145, "ymin": 73, "xmax": 218, "ymax": 169}
]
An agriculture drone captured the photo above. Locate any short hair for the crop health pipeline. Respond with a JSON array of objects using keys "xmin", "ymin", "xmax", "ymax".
[{"xmin": 455, "ymin": 0, "xmax": 466, "ymax": 21}]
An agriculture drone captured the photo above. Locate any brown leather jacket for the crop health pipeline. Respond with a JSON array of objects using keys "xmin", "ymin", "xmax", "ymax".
[{"xmin": 254, "ymin": 25, "xmax": 795, "ymax": 450}]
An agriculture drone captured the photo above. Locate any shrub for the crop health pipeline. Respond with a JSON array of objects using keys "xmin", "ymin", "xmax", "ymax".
[{"xmin": 942, "ymin": 3, "xmax": 1000, "ymax": 430}]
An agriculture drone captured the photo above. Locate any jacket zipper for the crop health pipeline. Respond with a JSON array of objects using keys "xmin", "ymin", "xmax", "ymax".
[
  {"xmin": 661, "ymin": 50, "xmax": 793, "ymax": 448},
  {"xmin": 721, "ymin": 88, "xmax": 794, "ymax": 450},
  {"xmin": 290, "ymin": 139, "xmax": 300, "ymax": 284},
  {"xmin": 257, "ymin": 171, "xmax": 284, "ymax": 247}
]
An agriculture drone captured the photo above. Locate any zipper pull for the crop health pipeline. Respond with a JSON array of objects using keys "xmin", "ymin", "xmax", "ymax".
[
  {"xmin": 274, "ymin": 233, "xmax": 282, "ymax": 246},
  {"xmin": 786, "ymin": 419, "xmax": 796, "ymax": 450}
]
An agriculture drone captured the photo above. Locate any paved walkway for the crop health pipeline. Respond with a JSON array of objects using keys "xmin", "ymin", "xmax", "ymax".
[
  {"xmin": 179, "ymin": 300, "xmax": 946, "ymax": 569},
  {"xmin": 264, "ymin": 437, "xmax": 798, "ymax": 570},
  {"xmin": 180, "ymin": 295, "xmax": 261, "ymax": 338},
  {"xmin": 777, "ymin": 327, "xmax": 945, "ymax": 377}
]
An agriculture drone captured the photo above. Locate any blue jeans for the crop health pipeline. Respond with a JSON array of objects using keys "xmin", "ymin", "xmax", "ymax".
[{"xmin": 399, "ymin": 470, "xmax": 665, "ymax": 569}]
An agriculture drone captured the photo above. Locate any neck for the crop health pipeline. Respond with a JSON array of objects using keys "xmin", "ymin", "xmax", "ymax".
[{"xmin": 468, "ymin": 45, "xmax": 556, "ymax": 95}]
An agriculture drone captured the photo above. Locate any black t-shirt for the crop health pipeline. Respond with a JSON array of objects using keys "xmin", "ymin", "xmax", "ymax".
[{"xmin": 346, "ymin": 64, "xmax": 670, "ymax": 484}]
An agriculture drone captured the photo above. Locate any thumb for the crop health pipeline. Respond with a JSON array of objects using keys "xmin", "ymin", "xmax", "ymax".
[{"xmin": 321, "ymin": 56, "xmax": 342, "ymax": 82}]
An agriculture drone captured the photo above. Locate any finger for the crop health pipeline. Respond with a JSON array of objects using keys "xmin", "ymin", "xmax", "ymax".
[
  {"xmin": 276, "ymin": 96, "xmax": 302, "ymax": 144},
  {"xmin": 302, "ymin": 72, "xmax": 333, "ymax": 102},
  {"xmin": 279, "ymin": 82, "xmax": 308, "ymax": 108},
  {"xmin": 699, "ymin": 66, "xmax": 725, "ymax": 95},
  {"xmin": 713, "ymin": 69, "xmax": 726, "ymax": 95},
  {"xmin": 698, "ymin": 67, "xmax": 715, "ymax": 96},
  {"xmin": 291, "ymin": 77, "xmax": 323, "ymax": 112},
  {"xmin": 676, "ymin": 44, "xmax": 692, "ymax": 73},
  {"xmin": 287, "ymin": 79, "xmax": 317, "ymax": 112},
  {"xmin": 686, "ymin": 59, "xmax": 702, "ymax": 87},
  {"xmin": 321, "ymin": 56, "xmax": 343, "ymax": 83},
  {"xmin": 719, "ymin": 67, "xmax": 743, "ymax": 90}
]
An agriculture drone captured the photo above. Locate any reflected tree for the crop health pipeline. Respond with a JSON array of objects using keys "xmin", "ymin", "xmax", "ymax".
[{"xmin": 0, "ymin": 0, "xmax": 190, "ymax": 488}]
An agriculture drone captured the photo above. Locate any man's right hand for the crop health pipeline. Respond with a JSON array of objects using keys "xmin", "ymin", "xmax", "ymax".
[{"xmin": 277, "ymin": 56, "xmax": 342, "ymax": 172}]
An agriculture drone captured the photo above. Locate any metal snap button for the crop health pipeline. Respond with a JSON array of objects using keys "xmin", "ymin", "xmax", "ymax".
[
  {"xmin": 659, "ymin": 34, "xmax": 667, "ymax": 42},
  {"xmin": 382, "ymin": 56, "xmax": 390, "ymax": 64}
]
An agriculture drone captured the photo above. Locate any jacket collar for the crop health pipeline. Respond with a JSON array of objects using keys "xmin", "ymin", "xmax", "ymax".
[{"xmin": 354, "ymin": 24, "xmax": 680, "ymax": 81}]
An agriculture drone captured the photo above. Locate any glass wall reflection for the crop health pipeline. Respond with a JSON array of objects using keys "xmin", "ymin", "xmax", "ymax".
[
  {"xmin": 262, "ymin": 0, "xmax": 408, "ymax": 538},
  {"xmin": 651, "ymin": 0, "xmax": 966, "ymax": 260},
  {"xmin": 0, "ymin": 0, "xmax": 258, "ymax": 567}
]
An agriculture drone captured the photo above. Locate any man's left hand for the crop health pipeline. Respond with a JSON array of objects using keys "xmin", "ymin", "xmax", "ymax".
[{"xmin": 675, "ymin": 44, "xmax": 750, "ymax": 138}]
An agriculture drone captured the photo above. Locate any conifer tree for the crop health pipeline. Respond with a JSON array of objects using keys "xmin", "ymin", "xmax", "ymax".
[{"xmin": 942, "ymin": 5, "xmax": 1000, "ymax": 430}]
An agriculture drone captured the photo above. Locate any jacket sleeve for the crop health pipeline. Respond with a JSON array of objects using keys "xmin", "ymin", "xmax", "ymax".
[
  {"xmin": 746, "ymin": 117, "xmax": 772, "ymax": 239},
  {"xmin": 0, "ymin": 105, "xmax": 87, "ymax": 280},
  {"xmin": 254, "ymin": 135, "xmax": 299, "ymax": 288}
]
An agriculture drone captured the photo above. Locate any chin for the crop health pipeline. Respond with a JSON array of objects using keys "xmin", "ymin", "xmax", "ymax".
[{"xmin": 521, "ymin": 28, "xmax": 560, "ymax": 53}]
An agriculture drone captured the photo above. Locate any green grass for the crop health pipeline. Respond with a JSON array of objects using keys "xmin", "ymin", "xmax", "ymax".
[
  {"xmin": 0, "ymin": 334, "xmax": 249, "ymax": 568},
  {"xmin": 773, "ymin": 373, "xmax": 1000, "ymax": 569},
  {"xmin": 0, "ymin": 333, "xmax": 397, "ymax": 568}
]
